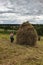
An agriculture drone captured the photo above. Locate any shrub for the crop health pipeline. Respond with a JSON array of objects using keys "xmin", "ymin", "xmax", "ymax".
[{"xmin": 16, "ymin": 21, "xmax": 38, "ymax": 46}]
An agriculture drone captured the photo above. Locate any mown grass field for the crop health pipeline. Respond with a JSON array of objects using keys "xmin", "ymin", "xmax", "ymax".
[{"xmin": 0, "ymin": 34, "xmax": 43, "ymax": 65}]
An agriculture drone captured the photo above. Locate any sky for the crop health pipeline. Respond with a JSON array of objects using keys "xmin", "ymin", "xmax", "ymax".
[{"xmin": 0, "ymin": 0, "xmax": 43, "ymax": 24}]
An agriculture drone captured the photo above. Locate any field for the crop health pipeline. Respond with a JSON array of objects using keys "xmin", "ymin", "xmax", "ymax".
[{"xmin": 0, "ymin": 34, "xmax": 43, "ymax": 65}]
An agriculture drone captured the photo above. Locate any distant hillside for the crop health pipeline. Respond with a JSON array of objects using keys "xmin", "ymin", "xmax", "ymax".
[{"xmin": 0, "ymin": 24, "xmax": 43, "ymax": 35}]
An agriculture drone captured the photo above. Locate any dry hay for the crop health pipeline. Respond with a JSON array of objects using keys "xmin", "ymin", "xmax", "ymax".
[{"xmin": 16, "ymin": 21, "xmax": 38, "ymax": 46}]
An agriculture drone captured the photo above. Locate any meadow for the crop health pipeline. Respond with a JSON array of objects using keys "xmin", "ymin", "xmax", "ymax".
[{"xmin": 0, "ymin": 34, "xmax": 43, "ymax": 65}]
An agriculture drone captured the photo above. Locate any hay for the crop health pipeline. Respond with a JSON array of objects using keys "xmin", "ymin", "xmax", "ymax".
[{"xmin": 16, "ymin": 22, "xmax": 38, "ymax": 46}]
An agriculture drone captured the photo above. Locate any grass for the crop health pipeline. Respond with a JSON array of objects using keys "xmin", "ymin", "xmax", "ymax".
[{"xmin": 0, "ymin": 34, "xmax": 43, "ymax": 65}]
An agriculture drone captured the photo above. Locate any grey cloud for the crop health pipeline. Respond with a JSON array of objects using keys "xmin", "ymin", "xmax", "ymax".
[
  {"xmin": 0, "ymin": 0, "xmax": 43, "ymax": 24},
  {"xmin": 0, "ymin": 0, "xmax": 43, "ymax": 15}
]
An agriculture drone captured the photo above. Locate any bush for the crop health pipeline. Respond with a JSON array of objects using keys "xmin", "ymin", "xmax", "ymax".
[{"xmin": 16, "ymin": 21, "xmax": 38, "ymax": 46}]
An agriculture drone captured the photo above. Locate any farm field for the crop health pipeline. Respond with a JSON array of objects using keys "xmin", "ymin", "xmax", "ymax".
[{"xmin": 0, "ymin": 34, "xmax": 43, "ymax": 65}]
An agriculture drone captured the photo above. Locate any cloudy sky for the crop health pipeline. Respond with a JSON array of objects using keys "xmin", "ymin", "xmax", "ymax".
[{"xmin": 0, "ymin": 0, "xmax": 43, "ymax": 24}]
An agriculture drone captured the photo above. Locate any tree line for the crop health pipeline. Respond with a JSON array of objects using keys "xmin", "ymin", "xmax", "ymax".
[{"xmin": 0, "ymin": 24, "xmax": 43, "ymax": 36}]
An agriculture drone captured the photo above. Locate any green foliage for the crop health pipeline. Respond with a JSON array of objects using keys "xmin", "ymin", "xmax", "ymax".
[
  {"xmin": 0, "ymin": 24, "xmax": 43, "ymax": 36},
  {"xmin": 33, "ymin": 24, "xmax": 43, "ymax": 36},
  {"xmin": 0, "ymin": 24, "xmax": 19, "ymax": 35}
]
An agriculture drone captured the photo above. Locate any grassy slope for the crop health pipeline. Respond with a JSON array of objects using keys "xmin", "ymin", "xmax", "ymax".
[{"xmin": 0, "ymin": 34, "xmax": 43, "ymax": 65}]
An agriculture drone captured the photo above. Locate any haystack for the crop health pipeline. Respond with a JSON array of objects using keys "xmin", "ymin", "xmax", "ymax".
[{"xmin": 16, "ymin": 21, "xmax": 38, "ymax": 46}]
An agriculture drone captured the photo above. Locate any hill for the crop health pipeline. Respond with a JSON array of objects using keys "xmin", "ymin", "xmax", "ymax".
[{"xmin": 0, "ymin": 34, "xmax": 43, "ymax": 65}]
